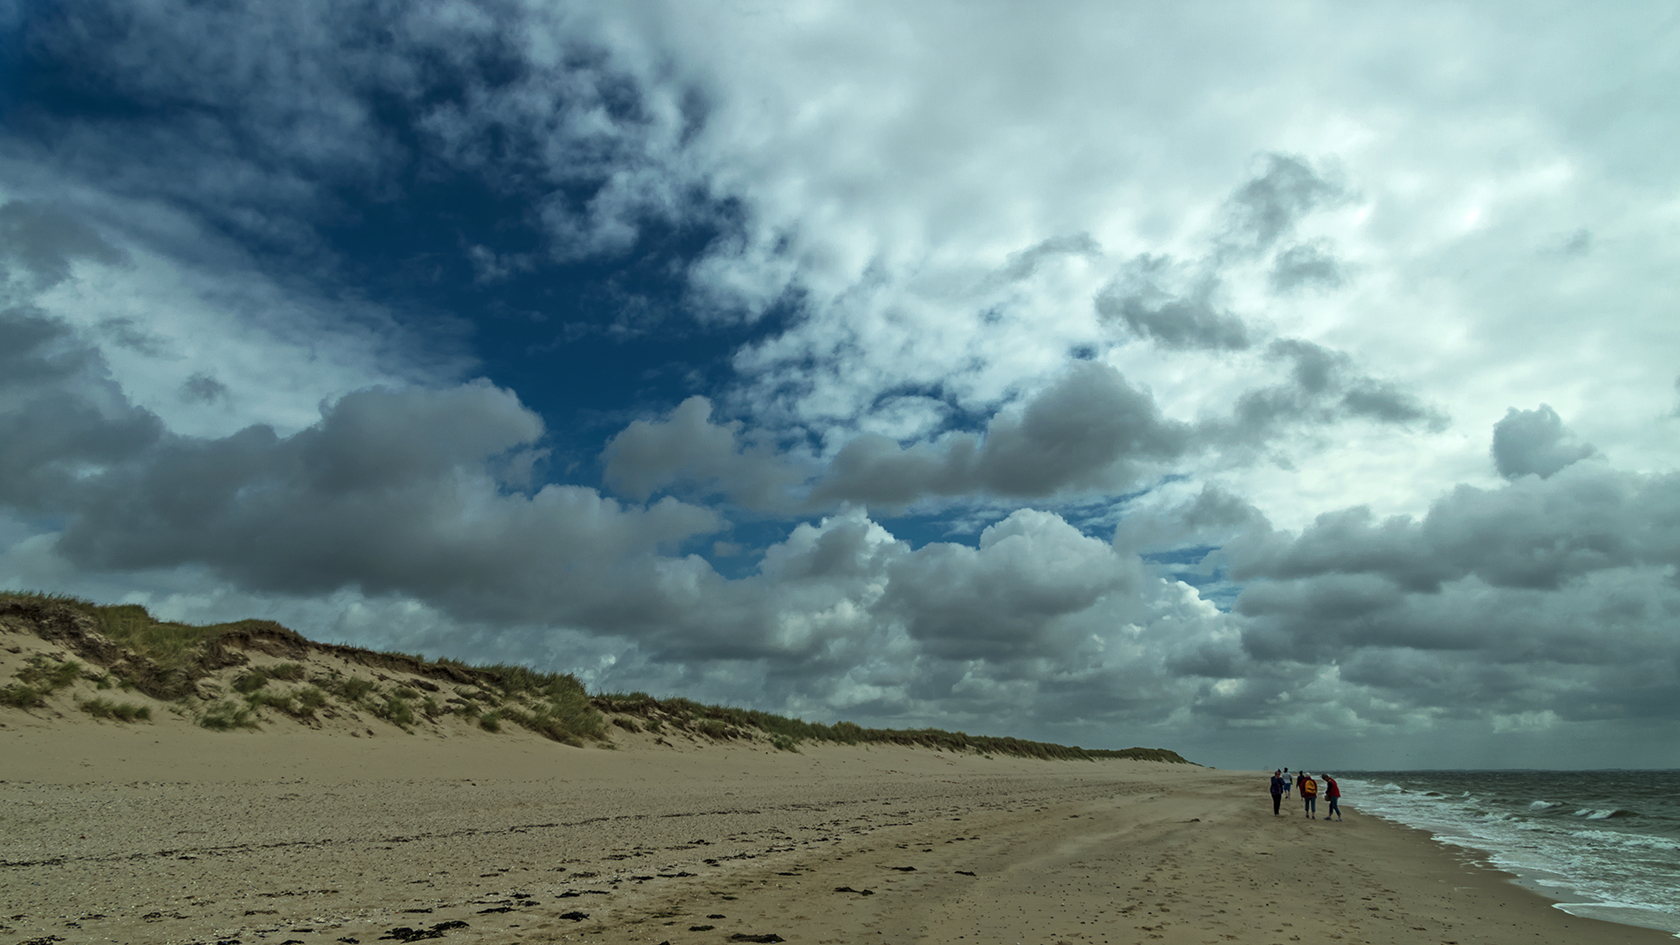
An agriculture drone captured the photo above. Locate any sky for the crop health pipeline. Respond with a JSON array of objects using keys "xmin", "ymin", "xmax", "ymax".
[{"xmin": 1, "ymin": 1, "xmax": 1676, "ymax": 771}]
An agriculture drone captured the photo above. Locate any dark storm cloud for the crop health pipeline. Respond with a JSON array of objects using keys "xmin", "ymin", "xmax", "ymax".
[
  {"xmin": 1092, "ymin": 157, "xmax": 1352, "ymax": 352},
  {"xmin": 1235, "ymin": 463, "xmax": 1679, "ymax": 594},
  {"xmin": 1224, "ymin": 445, "xmax": 1680, "ymax": 723},
  {"xmin": 995, "ymin": 233, "xmax": 1103, "ymax": 282},
  {"xmin": 1209, "ymin": 400, "xmax": 1680, "ymax": 725},
  {"xmin": 1268, "ymin": 241, "xmax": 1344, "ymax": 292},
  {"xmin": 1491, "ymin": 404, "xmax": 1597, "ymax": 479},
  {"xmin": 1094, "ymin": 264, "xmax": 1252, "ymax": 352},
  {"xmin": 0, "ymin": 201, "xmax": 128, "ymax": 287},
  {"xmin": 811, "ymin": 361, "xmax": 1193, "ymax": 506},
  {"xmin": 0, "ymin": 308, "xmax": 165, "ymax": 513},
  {"xmin": 98, "ymin": 317, "xmax": 174, "ymax": 357},
  {"xmin": 601, "ymin": 396, "xmax": 807, "ymax": 508},
  {"xmin": 179, "ymin": 372, "xmax": 230, "ymax": 404},
  {"xmin": 1237, "ymin": 569, "xmax": 1680, "ymax": 723},
  {"xmin": 0, "ymin": 308, "xmax": 734, "ymax": 637},
  {"xmin": 619, "ymin": 343, "xmax": 1441, "ymax": 514},
  {"xmin": 1218, "ymin": 153, "xmax": 1346, "ymax": 258},
  {"xmin": 1224, "ymin": 339, "xmax": 1444, "ymax": 438},
  {"xmin": 54, "ymin": 383, "xmax": 721, "ymax": 624},
  {"xmin": 1112, "ymin": 485, "xmax": 1269, "ymax": 564}
]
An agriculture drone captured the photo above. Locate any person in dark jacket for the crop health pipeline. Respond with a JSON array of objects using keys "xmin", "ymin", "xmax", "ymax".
[{"xmin": 1270, "ymin": 770, "xmax": 1286, "ymax": 815}]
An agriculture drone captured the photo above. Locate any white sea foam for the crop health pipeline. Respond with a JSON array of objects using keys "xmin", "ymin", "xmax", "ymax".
[{"xmin": 1342, "ymin": 771, "xmax": 1680, "ymax": 937}]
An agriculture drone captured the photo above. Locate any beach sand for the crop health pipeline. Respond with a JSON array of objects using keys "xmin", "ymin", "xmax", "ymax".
[{"xmin": 2, "ymin": 721, "xmax": 1672, "ymax": 945}]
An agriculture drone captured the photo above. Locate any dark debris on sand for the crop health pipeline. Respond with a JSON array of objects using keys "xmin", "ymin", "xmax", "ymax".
[{"xmin": 376, "ymin": 920, "xmax": 468, "ymax": 941}]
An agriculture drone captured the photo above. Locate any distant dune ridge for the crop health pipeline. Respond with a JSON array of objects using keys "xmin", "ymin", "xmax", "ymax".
[{"xmin": 0, "ymin": 591, "xmax": 1191, "ymax": 763}]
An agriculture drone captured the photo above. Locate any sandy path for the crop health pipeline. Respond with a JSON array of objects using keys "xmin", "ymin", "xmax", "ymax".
[{"xmin": 1, "ymin": 726, "xmax": 1671, "ymax": 945}]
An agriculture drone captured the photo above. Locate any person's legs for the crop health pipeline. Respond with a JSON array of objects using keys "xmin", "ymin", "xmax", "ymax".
[
  {"xmin": 1328, "ymin": 797, "xmax": 1341, "ymax": 820},
  {"xmin": 1273, "ymin": 793, "xmax": 1282, "ymax": 815}
]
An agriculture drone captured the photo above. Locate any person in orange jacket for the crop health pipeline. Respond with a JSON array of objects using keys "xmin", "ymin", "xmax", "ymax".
[{"xmin": 1300, "ymin": 772, "xmax": 1319, "ymax": 818}]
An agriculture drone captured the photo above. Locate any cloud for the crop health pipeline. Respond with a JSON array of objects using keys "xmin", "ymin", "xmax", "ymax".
[
  {"xmin": 7, "ymin": 1, "xmax": 1680, "ymax": 768},
  {"xmin": 1096, "ymin": 258, "xmax": 1252, "ymax": 352},
  {"xmin": 0, "ymin": 314, "xmax": 726, "ymax": 636},
  {"xmin": 1218, "ymin": 154, "xmax": 1347, "ymax": 259},
  {"xmin": 0, "ymin": 201, "xmax": 128, "ymax": 288},
  {"xmin": 1234, "ymin": 566, "xmax": 1680, "ymax": 725},
  {"xmin": 876, "ymin": 509, "xmax": 1134, "ymax": 660},
  {"xmin": 1267, "ymin": 240, "xmax": 1344, "ymax": 293},
  {"xmin": 995, "ymin": 233, "xmax": 1103, "ymax": 283},
  {"xmin": 1226, "ymin": 454, "xmax": 1680, "ymax": 730},
  {"xmin": 179, "ymin": 372, "xmax": 229, "ymax": 404},
  {"xmin": 1224, "ymin": 339, "xmax": 1444, "ymax": 438},
  {"xmin": 601, "ymin": 395, "xmax": 808, "ymax": 508},
  {"xmin": 1491, "ymin": 404, "xmax": 1597, "ymax": 479},
  {"xmin": 812, "ymin": 361, "xmax": 1193, "ymax": 507},
  {"xmin": 51, "ymin": 382, "xmax": 722, "ymax": 629},
  {"xmin": 0, "ymin": 307, "xmax": 165, "ymax": 513},
  {"xmin": 1234, "ymin": 460, "xmax": 1679, "ymax": 594}
]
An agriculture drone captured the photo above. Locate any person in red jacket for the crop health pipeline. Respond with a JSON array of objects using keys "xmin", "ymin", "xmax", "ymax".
[{"xmin": 1323, "ymin": 774, "xmax": 1342, "ymax": 821}]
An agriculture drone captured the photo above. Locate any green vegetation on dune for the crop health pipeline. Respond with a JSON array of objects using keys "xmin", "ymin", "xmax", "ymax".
[
  {"xmin": 593, "ymin": 691, "xmax": 1191, "ymax": 763},
  {"xmin": 0, "ymin": 591, "xmax": 1194, "ymax": 764},
  {"xmin": 78, "ymin": 697, "xmax": 151, "ymax": 722}
]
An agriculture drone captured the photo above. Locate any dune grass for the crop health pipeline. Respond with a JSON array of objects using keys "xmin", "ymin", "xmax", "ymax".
[
  {"xmin": 1, "ymin": 590, "xmax": 1193, "ymax": 763},
  {"xmin": 593, "ymin": 691, "xmax": 1192, "ymax": 763},
  {"xmin": 1, "ymin": 591, "xmax": 270, "ymax": 671},
  {"xmin": 79, "ymin": 698, "xmax": 151, "ymax": 722}
]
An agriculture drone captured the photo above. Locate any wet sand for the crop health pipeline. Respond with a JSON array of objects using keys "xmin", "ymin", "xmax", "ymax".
[{"xmin": 2, "ymin": 723, "xmax": 1673, "ymax": 945}]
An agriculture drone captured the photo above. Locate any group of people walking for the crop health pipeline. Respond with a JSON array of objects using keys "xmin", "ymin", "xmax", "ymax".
[{"xmin": 1270, "ymin": 767, "xmax": 1341, "ymax": 820}]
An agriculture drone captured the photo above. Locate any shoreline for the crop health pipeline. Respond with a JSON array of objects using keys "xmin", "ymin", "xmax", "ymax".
[
  {"xmin": 3, "ymin": 726, "xmax": 1676, "ymax": 944},
  {"xmin": 1335, "ymin": 803, "xmax": 1679, "ymax": 943},
  {"xmin": 1346, "ymin": 806, "xmax": 1680, "ymax": 938}
]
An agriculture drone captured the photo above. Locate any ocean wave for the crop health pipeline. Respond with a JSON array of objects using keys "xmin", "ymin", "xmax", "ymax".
[
  {"xmin": 1340, "ymin": 772, "xmax": 1680, "ymax": 936},
  {"xmin": 1570, "ymin": 829, "xmax": 1680, "ymax": 851},
  {"xmin": 1574, "ymin": 808, "xmax": 1639, "ymax": 820}
]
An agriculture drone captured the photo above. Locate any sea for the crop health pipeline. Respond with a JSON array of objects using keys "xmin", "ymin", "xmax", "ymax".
[{"xmin": 1338, "ymin": 770, "xmax": 1680, "ymax": 937}]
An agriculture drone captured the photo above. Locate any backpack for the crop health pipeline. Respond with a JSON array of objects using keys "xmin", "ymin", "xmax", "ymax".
[{"xmin": 1302, "ymin": 777, "xmax": 1318, "ymax": 797}]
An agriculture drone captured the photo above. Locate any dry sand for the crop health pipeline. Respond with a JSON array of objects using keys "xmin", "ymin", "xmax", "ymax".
[{"xmin": 3, "ymin": 721, "xmax": 1673, "ymax": 945}]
